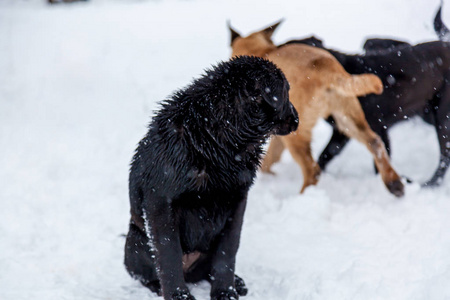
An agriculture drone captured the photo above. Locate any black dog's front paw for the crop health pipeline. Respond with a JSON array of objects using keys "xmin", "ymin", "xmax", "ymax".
[
  {"xmin": 171, "ymin": 290, "xmax": 196, "ymax": 300},
  {"xmin": 212, "ymin": 289, "xmax": 239, "ymax": 300},
  {"xmin": 141, "ymin": 279, "xmax": 162, "ymax": 296},
  {"xmin": 234, "ymin": 275, "xmax": 248, "ymax": 296}
]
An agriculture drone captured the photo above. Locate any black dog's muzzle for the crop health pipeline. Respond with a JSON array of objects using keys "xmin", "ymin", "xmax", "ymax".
[{"xmin": 273, "ymin": 103, "xmax": 298, "ymax": 136}]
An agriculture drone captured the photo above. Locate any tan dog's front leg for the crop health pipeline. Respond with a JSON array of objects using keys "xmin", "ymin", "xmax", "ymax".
[
  {"xmin": 282, "ymin": 132, "xmax": 321, "ymax": 193},
  {"xmin": 261, "ymin": 136, "xmax": 285, "ymax": 174}
]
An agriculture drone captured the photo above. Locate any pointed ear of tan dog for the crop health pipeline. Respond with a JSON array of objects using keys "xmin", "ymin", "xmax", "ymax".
[
  {"xmin": 228, "ymin": 21, "xmax": 241, "ymax": 46},
  {"xmin": 260, "ymin": 19, "xmax": 284, "ymax": 40}
]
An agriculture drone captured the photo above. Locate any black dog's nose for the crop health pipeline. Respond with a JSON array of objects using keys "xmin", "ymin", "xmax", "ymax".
[
  {"xmin": 288, "ymin": 103, "xmax": 299, "ymax": 132},
  {"xmin": 290, "ymin": 102, "xmax": 299, "ymax": 122},
  {"xmin": 274, "ymin": 103, "xmax": 298, "ymax": 136}
]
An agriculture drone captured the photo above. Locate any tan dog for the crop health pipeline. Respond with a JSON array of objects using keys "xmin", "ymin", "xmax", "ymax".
[{"xmin": 229, "ymin": 21, "xmax": 404, "ymax": 197}]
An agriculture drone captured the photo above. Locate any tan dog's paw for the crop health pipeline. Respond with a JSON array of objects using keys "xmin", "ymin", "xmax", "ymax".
[
  {"xmin": 300, "ymin": 166, "xmax": 321, "ymax": 193},
  {"xmin": 386, "ymin": 179, "xmax": 405, "ymax": 197}
]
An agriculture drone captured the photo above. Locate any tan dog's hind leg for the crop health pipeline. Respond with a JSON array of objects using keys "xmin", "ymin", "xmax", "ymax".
[
  {"xmin": 331, "ymin": 96, "xmax": 404, "ymax": 197},
  {"xmin": 261, "ymin": 136, "xmax": 285, "ymax": 174}
]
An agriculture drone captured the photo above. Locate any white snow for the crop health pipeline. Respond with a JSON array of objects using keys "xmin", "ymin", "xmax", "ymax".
[{"xmin": 1, "ymin": 0, "xmax": 450, "ymax": 299}]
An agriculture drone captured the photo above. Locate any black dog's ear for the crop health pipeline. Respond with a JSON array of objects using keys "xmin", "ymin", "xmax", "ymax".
[
  {"xmin": 228, "ymin": 20, "xmax": 241, "ymax": 46},
  {"xmin": 261, "ymin": 19, "xmax": 284, "ymax": 39}
]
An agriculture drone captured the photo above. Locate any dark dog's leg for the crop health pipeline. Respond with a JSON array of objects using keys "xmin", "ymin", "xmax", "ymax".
[
  {"xmin": 209, "ymin": 198, "xmax": 247, "ymax": 300},
  {"xmin": 318, "ymin": 127, "xmax": 350, "ymax": 170},
  {"xmin": 144, "ymin": 198, "xmax": 195, "ymax": 300},
  {"xmin": 185, "ymin": 255, "xmax": 248, "ymax": 297},
  {"xmin": 125, "ymin": 224, "xmax": 161, "ymax": 295},
  {"xmin": 372, "ymin": 127, "xmax": 391, "ymax": 174},
  {"xmin": 424, "ymin": 87, "xmax": 450, "ymax": 186},
  {"xmin": 124, "ymin": 223, "xmax": 162, "ymax": 294},
  {"xmin": 379, "ymin": 128, "xmax": 391, "ymax": 156},
  {"xmin": 424, "ymin": 155, "xmax": 450, "ymax": 186}
]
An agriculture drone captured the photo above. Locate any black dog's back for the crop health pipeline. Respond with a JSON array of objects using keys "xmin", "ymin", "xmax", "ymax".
[{"xmin": 362, "ymin": 38, "xmax": 410, "ymax": 54}]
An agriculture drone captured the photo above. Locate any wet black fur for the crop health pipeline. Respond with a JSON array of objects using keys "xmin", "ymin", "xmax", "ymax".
[
  {"xmin": 280, "ymin": 13, "xmax": 450, "ymax": 186},
  {"xmin": 124, "ymin": 56, "xmax": 298, "ymax": 300}
]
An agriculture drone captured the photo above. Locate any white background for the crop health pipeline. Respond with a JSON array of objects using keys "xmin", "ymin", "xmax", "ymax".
[{"xmin": 1, "ymin": 0, "xmax": 450, "ymax": 299}]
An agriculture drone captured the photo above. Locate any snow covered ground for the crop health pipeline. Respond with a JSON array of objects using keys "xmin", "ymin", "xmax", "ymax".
[{"xmin": 1, "ymin": 0, "xmax": 450, "ymax": 299}]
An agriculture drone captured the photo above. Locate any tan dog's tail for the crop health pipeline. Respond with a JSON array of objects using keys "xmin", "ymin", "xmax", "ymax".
[{"xmin": 336, "ymin": 74, "xmax": 383, "ymax": 97}]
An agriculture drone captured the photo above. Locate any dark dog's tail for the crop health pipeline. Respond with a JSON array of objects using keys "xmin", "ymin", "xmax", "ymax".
[{"xmin": 434, "ymin": 2, "xmax": 450, "ymax": 41}]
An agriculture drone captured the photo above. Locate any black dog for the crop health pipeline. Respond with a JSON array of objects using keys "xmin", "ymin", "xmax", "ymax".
[
  {"xmin": 280, "ymin": 9, "xmax": 450, "ymax": 186},
  {"xmin": 124, "ymin": 56, "xmax": 298, "ymax": 300}
]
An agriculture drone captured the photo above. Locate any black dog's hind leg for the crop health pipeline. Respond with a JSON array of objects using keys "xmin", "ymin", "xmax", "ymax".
[
  {"xmin": 209, "ymin": 197, "xmax": 247, "ymax": 300},
  {"xmin": 424, "ymin": 85, "xmax": 450, "ymax": 186},
  {"xmin": 318, "ymin": 127, "xmax": 350, "ymax": 170},
  {"xmin": 124, "ymin": 223, "xmax": 161, "ymax": 294},
  {"xmin": 424, "ymin": 155, "xmax": 450, "ymax": 186},
  {"xmin": 372, "ymin": 127, "xmax": 391, "ymax": 174}
]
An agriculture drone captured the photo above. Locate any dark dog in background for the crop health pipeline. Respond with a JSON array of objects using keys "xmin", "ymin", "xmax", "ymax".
[
  {"xmin": 282, "ymin": 6, "xmax": 450, "ymax": 186},
  {"xmin": 124, "ymin": 56, "xmax": 298, "ymax": 300}
]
